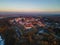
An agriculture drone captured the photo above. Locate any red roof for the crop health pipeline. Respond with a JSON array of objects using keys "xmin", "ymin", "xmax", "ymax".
[{"xmin": 25, "ymin": 23, "xmax": 33, "ymax": 27}]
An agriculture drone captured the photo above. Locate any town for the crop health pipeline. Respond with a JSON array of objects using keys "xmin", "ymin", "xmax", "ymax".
[{"xmin": 0, "ymin": 16, "xmax": 60, "ymax": 45}]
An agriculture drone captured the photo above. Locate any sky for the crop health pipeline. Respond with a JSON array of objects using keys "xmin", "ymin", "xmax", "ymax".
[{"xmin": 0, "ymin": 0, "xmax": 60, "ymax": 13}]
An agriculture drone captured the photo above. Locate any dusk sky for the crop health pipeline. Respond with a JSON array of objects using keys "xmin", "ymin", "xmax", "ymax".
[{"xmin": 0, "ymin": 0, "xmax": 60, "ymax": 12}]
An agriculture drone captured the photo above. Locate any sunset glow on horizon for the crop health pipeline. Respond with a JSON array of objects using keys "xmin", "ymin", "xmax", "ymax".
[{"xmin": 0, "ymin": 0, "xmax": 60, "ymax": 13}]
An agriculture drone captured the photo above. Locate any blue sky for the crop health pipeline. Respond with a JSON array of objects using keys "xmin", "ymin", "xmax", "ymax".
[{"xmin": 0, "ymin": 0, "xmax": 60, "ymax": 12}]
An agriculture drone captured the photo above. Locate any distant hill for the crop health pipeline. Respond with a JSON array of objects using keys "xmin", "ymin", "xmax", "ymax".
[{"xmin": 0, "ymin": 12, "xmax": 60, "ymax": 17}]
